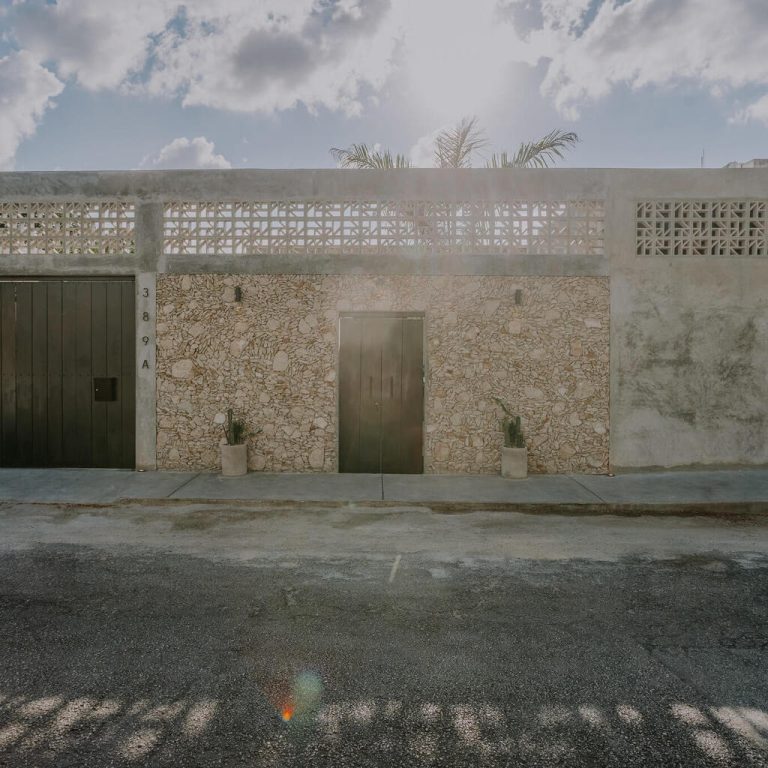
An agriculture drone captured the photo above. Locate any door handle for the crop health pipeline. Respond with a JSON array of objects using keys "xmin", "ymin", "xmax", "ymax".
[{"xmin": 390, "ymin": 376, "xmax": 394, "ymax": 398}]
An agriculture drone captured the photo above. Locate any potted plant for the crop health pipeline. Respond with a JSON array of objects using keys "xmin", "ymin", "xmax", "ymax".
[
  {"xmin": 494, "ymin": 398, "xmax": 528, "ymax": 479},
  {"xmin": 220, "ymin": 408, "xmax": 259, "ymax": 477}
]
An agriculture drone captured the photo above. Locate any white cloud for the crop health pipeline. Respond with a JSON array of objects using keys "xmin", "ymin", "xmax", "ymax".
[
  {"xmin": 0, "ymin": 50, "xmax": 64, "ymax": 169},
  {"xmin": 145, "ymin": 0, "xmax": 397, "ymax": 115},
  {"xmin": 9, "ymin": 0, "xmax": 399, "ymax": 115},
  {"xmin": 140, "ymin": 136, "xmax": 232, "ymax": 169},
  {"xmin": 5, "ymin": 0, "xmax": 768, "ymax": 128},
  {"xmin": 408, "ymin": 126, "xmax": 452, "ymax": 167},
  {"xmin": 731, "ymin": 94, "xmax": 768, "ymax": 126},
  {"xmin": 408, "ymin": 131, "xmax": 437, "ymax": 168},
  {"xmin": 523, "ymin": 0, "xmax": 768, "ymax": 119},
  {"xmin": 11, "ymin": 0, "xmax": 178, "ymax": 90}
]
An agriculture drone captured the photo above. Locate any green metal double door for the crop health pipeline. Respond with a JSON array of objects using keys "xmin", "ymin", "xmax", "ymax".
[
  {"xmin": 338, "ymin": 313, "xmax": 424, "ymax": 474},
  {"xmin": 0, "ymin": 278, "xmax": 135, "ymax": 468}
]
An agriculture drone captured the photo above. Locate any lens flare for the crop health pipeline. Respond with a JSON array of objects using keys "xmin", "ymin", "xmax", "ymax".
[{"xmin": 273, "ymin": 671, "xmax": 323, "ymax": 725}]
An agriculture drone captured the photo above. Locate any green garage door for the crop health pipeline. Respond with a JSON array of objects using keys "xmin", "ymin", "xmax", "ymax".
[{"xmin": 0, "ymin": 278, "xmax": 135, "ymax": 468}]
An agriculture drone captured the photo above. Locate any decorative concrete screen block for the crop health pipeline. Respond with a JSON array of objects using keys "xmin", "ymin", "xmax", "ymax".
[
  {"xmin": 155, "ymin": 274, "xmax": 609, "ymax": 475},
  {"xmin": 163, "ymin": 200, "xmax": 604, "ymax": 256},
  {"xmin": 0, "ymin": 202, "xmax": 135, "ymax": 256},
  {"xmin": 637, "ymin": 200, "xmax": 768, "ymax": 258}
]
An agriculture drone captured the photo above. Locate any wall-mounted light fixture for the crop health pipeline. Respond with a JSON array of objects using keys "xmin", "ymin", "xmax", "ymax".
[
  {"xmin": 234, "ymin": 286, "xmax": 243, "ymax": 302},
  {"xmin": 514, "ymin": 289, "xmax": 523, "ymax": 305}
]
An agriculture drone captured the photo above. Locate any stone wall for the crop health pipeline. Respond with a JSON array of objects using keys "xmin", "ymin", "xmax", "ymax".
[{"xmin": 156, "ymin": 274, "xmax": 610, "ymax": 474}]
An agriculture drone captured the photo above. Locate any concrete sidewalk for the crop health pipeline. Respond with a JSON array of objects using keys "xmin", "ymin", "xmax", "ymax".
[{"xmin": 1, "ymin": 467, "xmax": 768, "ymax": 511}]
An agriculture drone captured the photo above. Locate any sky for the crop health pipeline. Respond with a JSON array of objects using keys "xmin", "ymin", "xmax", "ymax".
[{"xmin": 0, "ymin": 0, "xmax": 767, "ymax": 172}]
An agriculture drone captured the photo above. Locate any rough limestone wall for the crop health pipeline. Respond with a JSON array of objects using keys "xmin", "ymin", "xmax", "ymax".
[{"xmin": 156, "ymin": 275, "xmax": 609, "ymax": 474}]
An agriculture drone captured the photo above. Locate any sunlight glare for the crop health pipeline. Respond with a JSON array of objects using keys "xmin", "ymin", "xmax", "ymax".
[
  {"xmin": 693, "ymin": 730, "xmax": 733, "ymax": 761},
  {"xmin": 119, "ymin": 727, "xmax": 160, "ymax": 760},
  {"xmin": 671, "ymin": 703, "xmax": 709, "ymax": 726},
  {"xmin": 616, "ymin": 704, "xmax": 643, "ymax": 725},
  {"xmin": 712, "ymin": 706, "xmax": 768, "ymax": 748},
  {"xmin": 182, "ymin": 700, "xmax": 218, "ymax": 738},
  {"xmin": 18, "ymin": 697, "xmax": 63, "ymax": 718},
  {"xmin": 578, "ymin": 704, "xmax": 605, "ymax": 726},
  {"xmin": 396, "ymin": 0, "xmax": 523, "ymax": 125},
  {"xmin": 0, "ymin": 724, "xmax": 26, "ymax": 749}
]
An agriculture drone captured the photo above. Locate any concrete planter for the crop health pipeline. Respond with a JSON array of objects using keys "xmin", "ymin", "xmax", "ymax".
[
  {"xmin": 501, "ymin": 446, "xmax": 527, "ymax": 479},
  {"xmin": 221, "ymin": 444, "xmax": 247, "ymax": 476}
]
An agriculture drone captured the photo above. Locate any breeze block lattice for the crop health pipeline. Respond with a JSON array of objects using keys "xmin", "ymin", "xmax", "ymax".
[
  {"xmin": 636, "ymin": 200, "xmax": 768, "ymax": 257},
  {"xmin": 0, "ymin": 202, "xmax": 135, "ymax": 256},
  {"xmin": 164, "ymin": 200, "xmax": 605, "ymax": 256}
]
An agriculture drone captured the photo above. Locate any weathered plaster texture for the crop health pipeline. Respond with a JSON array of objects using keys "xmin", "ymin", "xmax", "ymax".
[
  {"xmin": 156, "ymin": 275, "xmax": 610, "ymax": 474},
  {"xmin": 611, "ymin": 259, "xmax": 768, "ymax": 469}
]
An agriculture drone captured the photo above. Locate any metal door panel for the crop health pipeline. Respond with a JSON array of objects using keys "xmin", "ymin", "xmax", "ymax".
[
  {"xmin": 358, "ymin": 316, "xmax": 384, "ymax": 473},
  {"xmin": 338, "ymin": 316, "xmax": 362, "ymax": 473},
  {"xmin": 380, "ymin": 316, "xmax": 404, "ymax": 473},
  {"xmin": 15, "ymin": 283, "xmax": 33, "ymax": 466},
  {"xmin": 119, "ymin": 282, "xmax": 135, "ymax": 468},
  {"xmin": 31, "ymin": 282, "xmax": 49, "ymax": 465},
  {"xmin": 105, "ymin": 281, "xmax": 123, "ymax": 468},
  {"xmin": 46, "ymin": 282, "xmax": 63, "ymax": 466},
  {"xmin": 0, "ymin": 278, "xmax": 135, "ymax": 468},
  {"xmin": 401, "ymin": 317, "xmax": 425, "ymax": 474},
  {"xmin": 74, "ymin": 282, "xmax": 92, "ymax": 467},
  {"xmin": 0, "ymin": 284, "xmax": 16, "ymax": 464},
  {"xmin": 339, "ymin": 313, "xmax": 423, "ymax": 474},
  {"xmin": 91, "ymin": 281, "xmax": 108, "ymax": 466},
  {"xmin": 61, "ymin": 281, "xmax": 79, "ymax": 466}
]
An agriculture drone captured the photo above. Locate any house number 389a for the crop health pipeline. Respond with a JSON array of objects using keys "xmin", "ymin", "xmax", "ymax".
[{"xmin": 140, "ymin": 284, "xmax": 152, "ymax": 371}]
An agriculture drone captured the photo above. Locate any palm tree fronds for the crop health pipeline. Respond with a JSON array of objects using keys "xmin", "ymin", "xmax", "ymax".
[
  {"xmin": 486, "ymin": 151, "xmax": 511, "ymax": 169},
  {"xmin": 331, "ymin": 127, "xmax": 578, "ymax": 171},
  {"xmin": 330, "ymin": 144, "xmax": 412, "ymax": 169},
  {"xmin": 433, "ymin": 116, "xmax": 487, "ymax": 168},
  {"xmin": 486, "ymin": 129, "xmax": 579, "ymax": 169}
]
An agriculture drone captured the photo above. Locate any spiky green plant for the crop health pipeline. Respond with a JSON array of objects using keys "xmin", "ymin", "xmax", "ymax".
[
  {"xmin": 493, "ymin": 397, "xmax": 525, "ymax": 448},
  {"xmin": 223, "ymin": 408, "xmax": 261, "ymax": 445}
]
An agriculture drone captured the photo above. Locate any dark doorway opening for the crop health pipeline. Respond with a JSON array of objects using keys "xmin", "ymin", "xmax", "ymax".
[
  {"xmin": 0, "ymin": 278, "xmax": 135, "ymax": 468},
  {"xmin": 338, "ymin": 312, "xmax": 424, "ymax": 474}
]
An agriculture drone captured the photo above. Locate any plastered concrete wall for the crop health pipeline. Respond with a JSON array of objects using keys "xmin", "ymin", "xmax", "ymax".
[
  {"xmin": 606, "ymin": 174, "xmax": 768, "ymax": 470},
  {"xmin": 611, "ymin": 259, "xmax": 768, "ymax": 469},
  {"xmin": 156, "ymin": 275, "xmax": 609, "ymax": 474}
]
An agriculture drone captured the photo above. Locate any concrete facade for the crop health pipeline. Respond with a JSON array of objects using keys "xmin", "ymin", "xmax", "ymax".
[{"xmin": 1, "ymin": 169, "xmax": 767, "ymax": 473}]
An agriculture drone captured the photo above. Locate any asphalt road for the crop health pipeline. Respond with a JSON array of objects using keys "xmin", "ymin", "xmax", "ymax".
[{"xmin": 1, "ymin": 502, "xmax": 768, "ymax": 767}]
